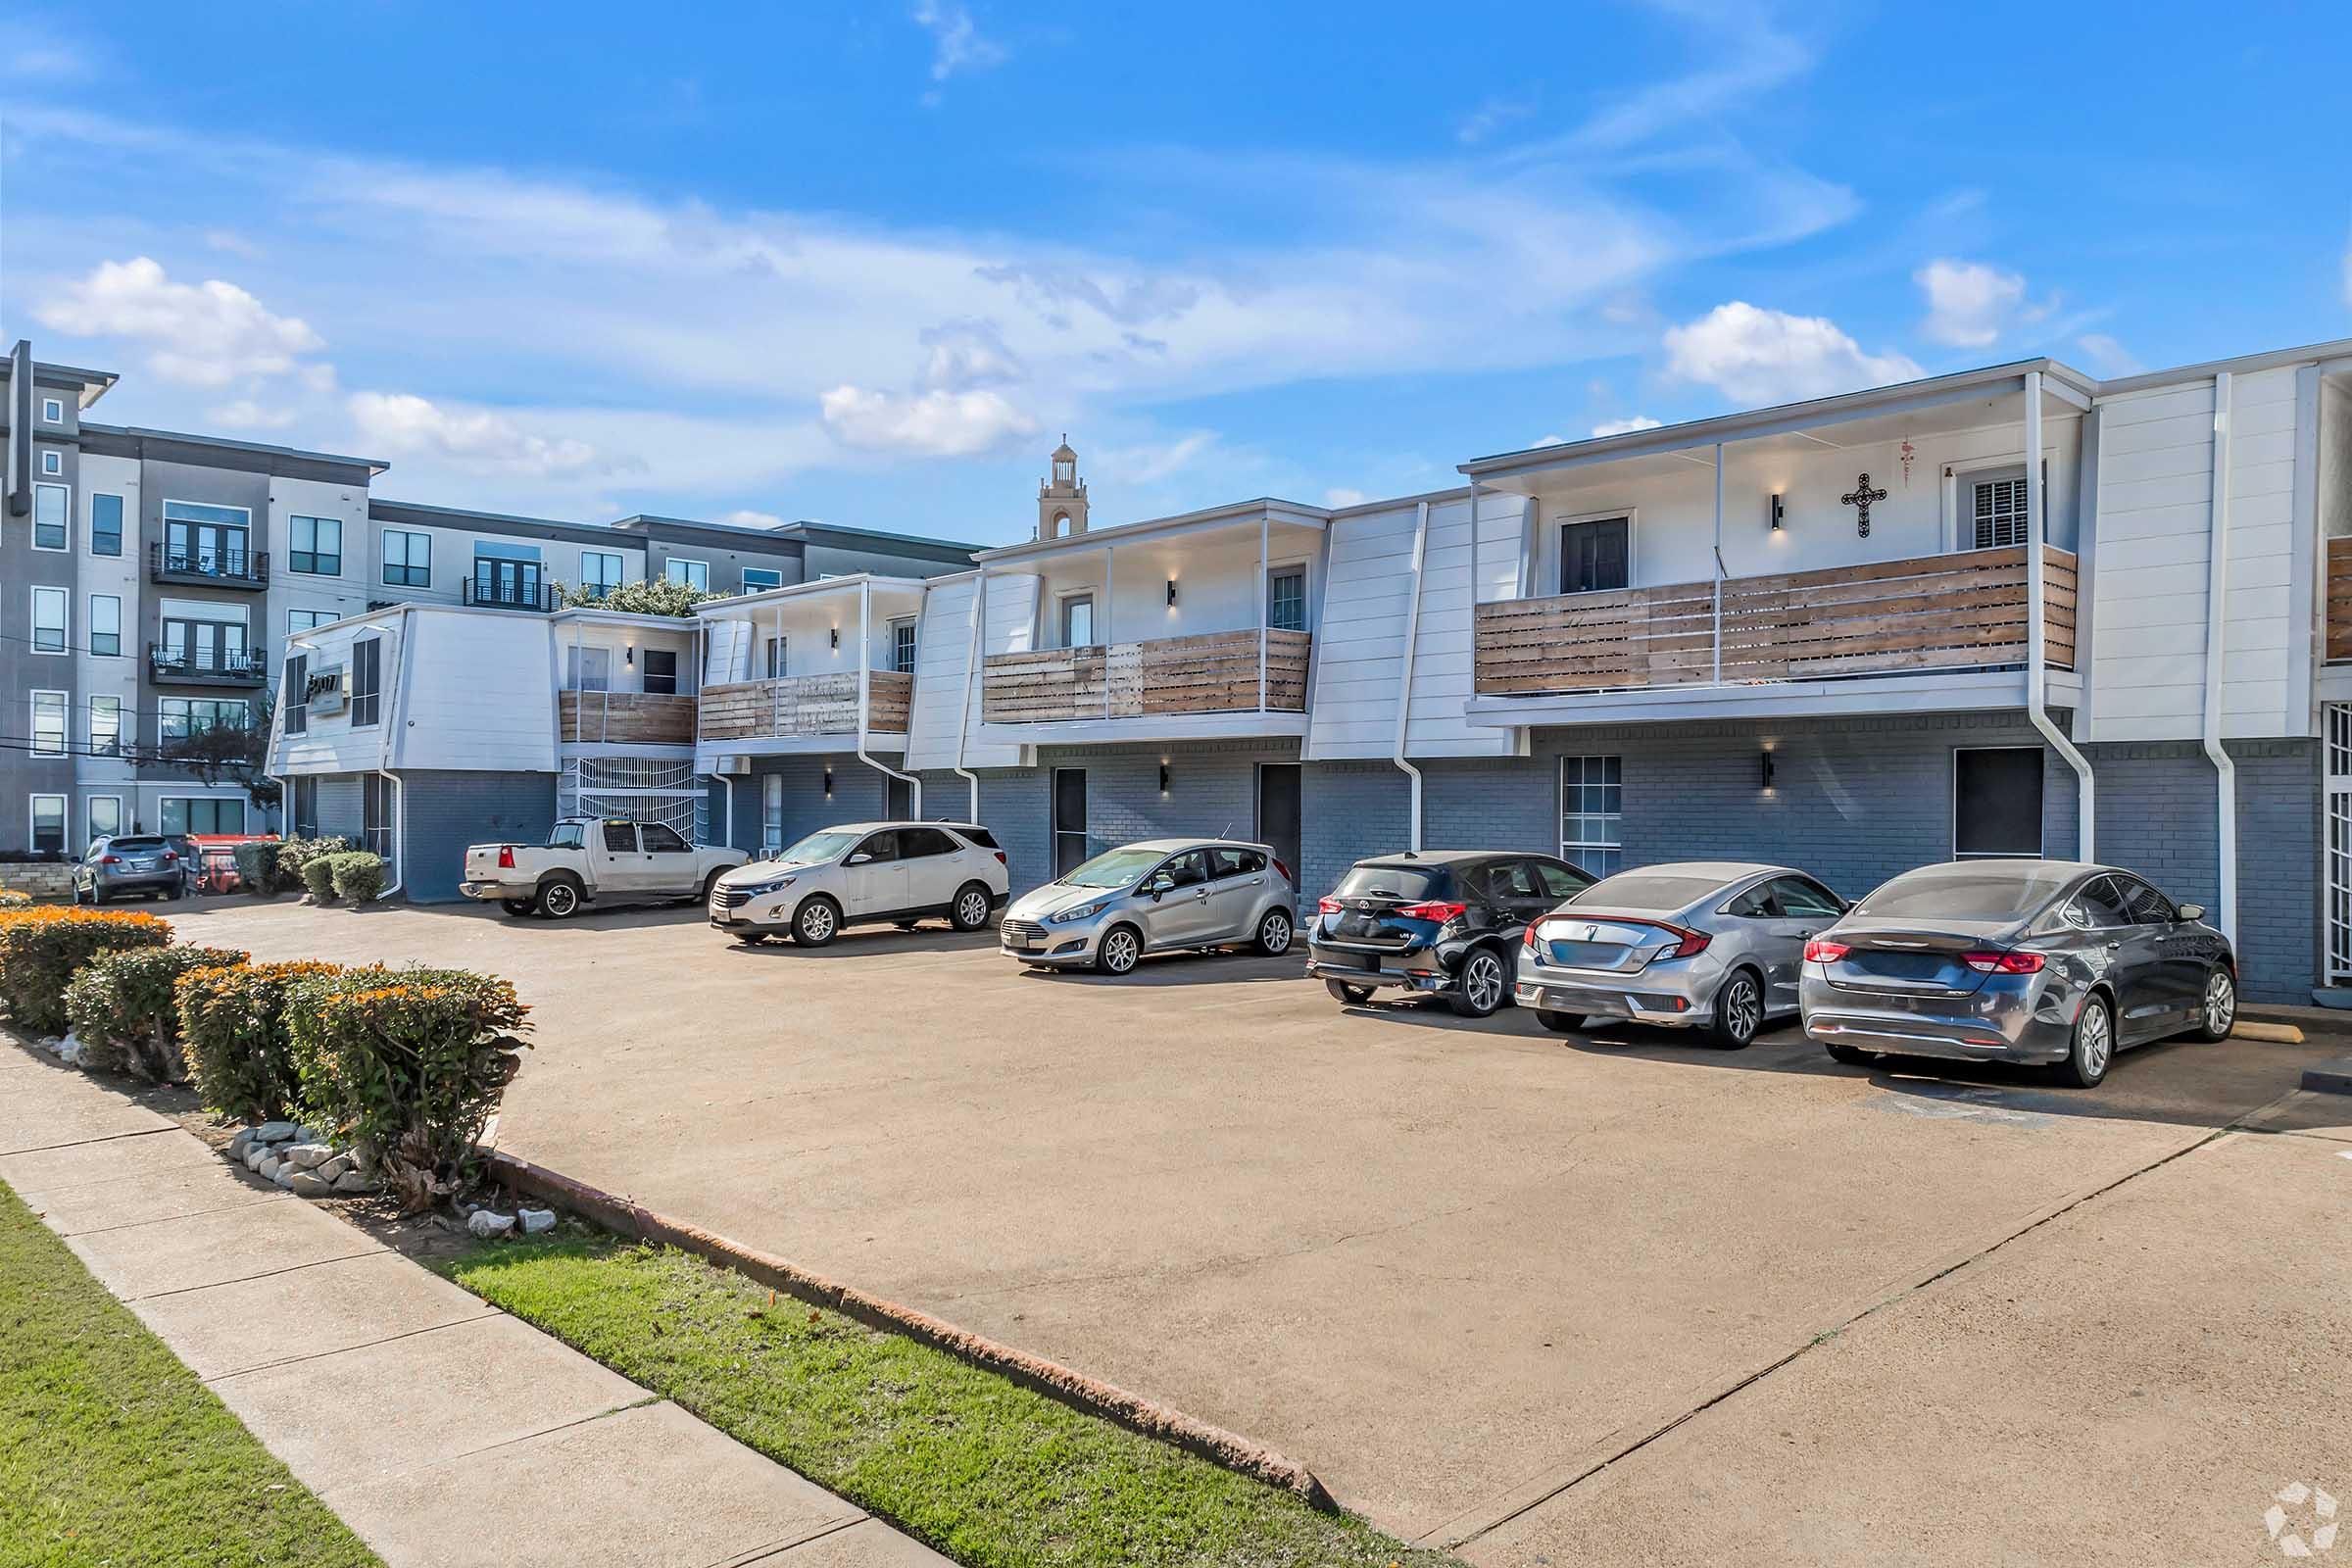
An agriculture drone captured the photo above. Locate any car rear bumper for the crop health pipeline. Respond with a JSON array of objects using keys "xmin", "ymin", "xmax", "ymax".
[
  {"xmin": 459, "ymin": 880, "xmax": 533, "ymax": 902},
  {"xmin": 94, "ymin": 871, "xmax": 181, "ymax": 895},
  {"xmin": 1514, "ymin": 952, "xmax": 1723, "ymax": 1026},
  {"xmin": 1304, "ymin": 941, "xmax": 1457, "ymax": 994},
  {"xmin": 1799, "ymin": 974, "xmax": 2075, "ymax": 1063}
]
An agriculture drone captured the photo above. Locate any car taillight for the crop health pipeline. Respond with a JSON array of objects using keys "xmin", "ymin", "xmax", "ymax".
[
  {"xmin": 1397, "ymin": 901, "xmax": 1467, "ymax": 924},
  {"xmin": 993, "ymin": 851, "xmax": 1006, "ymax": 865},
  {"xmin": 161, "ymin": 851, "xmax": 177, "ymax": 861},
  {"xmin": 1273, "ymin": 857, "xmax": 1292, "ymax": 885},
  {"xmin": 1963, "ymin": 950, "xmax": 2044, "ymax": 974},
  {"xmin": 497, "ymin": 846, "xmax": 515, "ymax": 870},
  {"xmin": 1317, "ymin": 897, "xmax": 1344, "ymax": 915},
  {"xmin": 1803, "ymin": 938, "xmax": 1850, "ymax": 963},
  {"xmin": 100, "ymin": 855, "xmax": 122, "ymax": 865},
  {"xmin": 1660, "ymin": 924, "xmax": 1709, "ymax": 958},
  {"xmin": 1524, "ymin": 921, "xmax": 1543, "ymax": 949}
]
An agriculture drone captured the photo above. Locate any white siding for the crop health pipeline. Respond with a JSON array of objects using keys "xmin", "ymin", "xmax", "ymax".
[
  {"xmin": 274, "ymin": 608, "xmax": 560, "ymax": 775},
  {"xmin": 2222, "ymin": 367, "xmax": 2302, "ymax": 737},
  {"xmin": 906, "ymin": 575, "xmax": 1024, "ymax": 769},
  {"xmin": 269, "ymin": 474, "xmax": 374, "ymax": 634}
]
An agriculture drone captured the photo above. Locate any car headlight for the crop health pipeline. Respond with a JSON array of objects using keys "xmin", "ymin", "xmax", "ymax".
[
  {"xmin": 1046, "ymin": 900, "xmax": 1110, "ymax": 924},
  {"xmin": 739, "ymin": 875, "xmax": 796, "ymax": 897}
]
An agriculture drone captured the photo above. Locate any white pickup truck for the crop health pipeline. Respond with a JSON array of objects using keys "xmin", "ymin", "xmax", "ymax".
[{"xmin": 461, "ymin": 818, "xmax": 748, "ymax": 918}]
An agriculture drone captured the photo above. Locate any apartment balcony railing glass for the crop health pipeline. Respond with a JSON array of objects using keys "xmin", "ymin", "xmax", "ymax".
[
  {"xmin": 148, "ymin": 643, "xmax": 270, "ymax": 688},
  {"xmin": 147, "ymin": 543, "xmax": 269, "ymax": 589}
]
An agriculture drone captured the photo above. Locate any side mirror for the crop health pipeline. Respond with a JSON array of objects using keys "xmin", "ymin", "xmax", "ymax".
[
  {"xmin": 1142, "ymin": 875, "xmax": 1170, "ymax": 900},
  {"xmin": 846, "ymin": 852, "xmax": 871, "ymax": 866},
  {"xmin": 2176, "ymin": 903, "xmax": 2205, "ymax": 923}
]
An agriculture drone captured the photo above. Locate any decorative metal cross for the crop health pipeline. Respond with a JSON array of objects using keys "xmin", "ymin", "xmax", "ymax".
[{"xmin": 1840, "ymin": 472, "xmax": 1888, "ymax": 537}]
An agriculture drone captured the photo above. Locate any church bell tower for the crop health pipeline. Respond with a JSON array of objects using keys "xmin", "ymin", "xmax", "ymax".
[{"xmin": 1038, "ymin": 436, "xmax": 1087, "ymax": 540}]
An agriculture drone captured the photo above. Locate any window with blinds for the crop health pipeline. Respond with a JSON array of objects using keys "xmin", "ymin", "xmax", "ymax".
[{"xmin": 1970, "ymin": 474, "xmax": 2029, "ymax": 549}]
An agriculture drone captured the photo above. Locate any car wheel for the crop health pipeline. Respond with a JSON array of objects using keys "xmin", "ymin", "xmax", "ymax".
[
  {"xmin": 167, "ymin": 877, "xmax": 186, "ymax": 902},
  {"xmin": 1535, "ymin": 1008, "xmax": 1582, "ymax": 1035},
  {"xmin": 1704, "ymin": 969, "xmax": 1764, "ymax": 1049},
  {"xmin": 1824, "ymin": 1042, "xmax": 1876, "ymax": 1066},
  {"xmin": 499, "ymin": 898, "xmax": 535, "ymax": 916},
  {"xmin": 1325, "ymin": 978, "xmax": 1374, "ymax": 1004},
  {"xmin": 1094, "ymin": 923, "xmax": 1142, "ymax": 976},
  {"xmin": 697, "ymin": 869, "xmax": 725, "ymax": 906},
  {"xmin": 950, "ymin": 882, "xmax": 994, "ymax": 933},
  {"xmin": 73, "ymin": 881, "xmax": 90, "ymax": 906},
  {"xmin": 535, "ymin": 876, "xmax": 583, "ymax": 919},
  {"xmin": 1449, "ymin": 947, "xmax": 1509, "ymax": 1018},
  {"xmin": 2193, "ymin": 966, "xmax": 2236, "ymax": 1043},
  {"xmin": 1254, "ymin": 906, "xmax": 1294, "ymax": 956},
  {"xmin": 2057, "ymin": 993, "xmax": 2114, "ymax": 1087},
  {"xmin": 791, "ymin": 896, "xmax": 841, "ymax": 948}
]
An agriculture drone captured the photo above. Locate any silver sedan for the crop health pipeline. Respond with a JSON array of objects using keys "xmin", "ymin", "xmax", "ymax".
[
  {"xmin": 1514, "ymin": 861, "xmax": 1848, "ymax": 1047},
  {"xmin": 1000, "ymin": 838, "xmax": 1297, "ymax": 976}
]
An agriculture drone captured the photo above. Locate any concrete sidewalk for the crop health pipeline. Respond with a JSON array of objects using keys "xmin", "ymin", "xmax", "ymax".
[{"xmin": 0, "ymin": 1043, "xmax": 950, "ymax": 1568}]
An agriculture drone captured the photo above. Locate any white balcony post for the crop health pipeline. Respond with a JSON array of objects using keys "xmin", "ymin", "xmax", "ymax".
[
  {"xmin": 857, "ymin": 579, "xmax": 871, "ymax": 741},
  {"xmin": 1711, "ymin": 441, "xmax": 1725, "ymax": 686},
  {"xmin": 1257, "ymin": 514, "xmax": 1270, "ymax": 711},
  {"xmin": 1102, "ymin": 542, "xmax": 1114, "ymax": 718}
]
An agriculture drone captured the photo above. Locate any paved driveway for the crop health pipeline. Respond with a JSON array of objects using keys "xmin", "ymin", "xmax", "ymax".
[{"xmin": 179, "ymin": 897, "xmax": 2352, "ymax": 1562}]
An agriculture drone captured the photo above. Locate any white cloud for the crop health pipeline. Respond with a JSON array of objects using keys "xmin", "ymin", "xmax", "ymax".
[
  {"xmin": 203, "ymin": 228, "xmax": 264, "ymax": 259},
  {"xmin": 720, "ymin": 509, "xmax": 787, "ymax": 529},
  {"xmin": 1592, "ymin": 415, "xmax": 1663, "ymax": 437},
  {"xmin": 1664, "ymin": 302, "xmax": 1924, "ymax": 407},
  {"xmin": 348, "ymin": 391, "xmax": 614, "ymax": 479},
  {"xmin": 911, "ymin": 1, "xmax": 1004, "ymax": 86},
  {"xmin": 35, "ymin": 257, "xmax": 327, "ymax": 388},
  {"xmin": 917, "ymin": 318, "xmax": 1024, "ymax": 390},
  {"xmin": 1456, "ymin": 94, "xmax": 1535, "ymax": 146},
  {"xmin": 1323, "ymin": 487, "xmax": 1370, "ymax": 508},
  {"xmin": 1530, "ymin": 434, "xmax": 1570, "ymax": 448},
  {"xmin": 2073, "ymin": 333, "xmax": 2142, "ymax": 377},
  {"xmin": 1915, "ymin": 259, "xmax": 2032, "ymax": 348},
  {"xmin": 819, "ymin": 384, "xmax": 1036, "ymax": 458},
  {"xmin": 1093, "ymin": 432, "xmax": 1215, "ymax": 485},
  {"xmin": 209, "ymin": 398, "xmax": 296, "ymax": 430}
]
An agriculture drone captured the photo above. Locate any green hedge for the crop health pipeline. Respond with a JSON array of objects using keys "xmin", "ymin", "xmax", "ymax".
[
  {"xmin": 0, "ymin": 909, "xmax": 173, "ymax": 1036},
  {"xmin": 327, "ymin": 853, "xmax": 386, "ymax": 903},
  {"xmin": 230, "ymin": 841, "xmax": 281, "ymax": 897},
  {"xmin": 178, "ymin": 961, "xmax": 345, "ymax": 1122},
  {"xmin": 299, "ymin": 857, "xmax": 339, "ymax": 903},
  {"xmin": 66, "ymin": 947, "xmax": 249, "ymax": 1083},
  {"xmin": 275, "ymin": 836, "xmax": 349, "ymax": 895},
  {"xmin": 287, "ymin": 967, "xmax": 532, "ymax": 1209}
]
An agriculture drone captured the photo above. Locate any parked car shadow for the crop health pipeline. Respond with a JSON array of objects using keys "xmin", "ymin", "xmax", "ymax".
[
  {"xmin": 720, "ymin": 926, "xmax": 999, "ymax": 957},
  {"xmin": 1017, "ymin": 949, "xmax": 1309, "ymax": 987}
]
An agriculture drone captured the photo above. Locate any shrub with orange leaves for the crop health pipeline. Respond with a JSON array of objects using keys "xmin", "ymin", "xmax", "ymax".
[
  {"xmin": 0, "ymin": 906, "xmax": 172, "ymax": 1036},
  {"xmin": 178, "ymin": 960, "xmax": 345, "ymax": 1122}
]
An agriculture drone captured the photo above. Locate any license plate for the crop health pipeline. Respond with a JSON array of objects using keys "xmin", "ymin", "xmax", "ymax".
[
  {"xmin": 1012, "ymin": 939, "xmax": 1039, "ymax": 952},
  {"xmin": 130, "ymin": 859, "xmax": 157, "ymax": 871}
]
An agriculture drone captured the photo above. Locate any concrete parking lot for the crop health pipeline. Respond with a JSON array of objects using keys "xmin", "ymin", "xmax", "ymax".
[{"xmin": 179, "ymin": 896, "xmax": 2352, "ymax": 1564}]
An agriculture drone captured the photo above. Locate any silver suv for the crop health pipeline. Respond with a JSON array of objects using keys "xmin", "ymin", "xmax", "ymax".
[{"xmin": 1000, "ymin": 838, "xmax": 1297, "ymax": 975}]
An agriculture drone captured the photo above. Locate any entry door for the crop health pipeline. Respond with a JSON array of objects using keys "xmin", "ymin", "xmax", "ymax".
[
  {"xmin": 886, "ymin": 775, "xmax": 914, "ymax": 820},
  {"xmin": 1256, "ymin": 763, "xmax": 1301, "ymax": 904},
  {"xmin": 1053, "ymin": 768, "xmax": 1088, "ymax": 876},
  {"xmin": 475, "ymin": 558, "xmax": 542, "ymax": 607},
  {"xmin": 169, "ymin": 518, "xmax": 249, "ymax": 573},
  {"xmin": 1559, "ymin": 517, "xmax": 1630, "ymax": 594}
]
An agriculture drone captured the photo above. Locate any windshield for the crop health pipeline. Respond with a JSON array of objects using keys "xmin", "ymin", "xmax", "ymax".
[
  {"xmin": 1061, "ymin": 846, "xmax": 1167, "ymax": 889},
  {"xmin": 1567, "ymin": 872, "xmax": 1730, "ymax": 912},
  {"xmin": 1333, "ymin": 864, "xmax": 1448, "ymax": 902},
  {"xmin": 1853, "ymin": 864, "xmax": 2079, "ymax": 920},
  {"xmin": 772, "ymin": 830, "xmax": 862, "ymax": 865}
]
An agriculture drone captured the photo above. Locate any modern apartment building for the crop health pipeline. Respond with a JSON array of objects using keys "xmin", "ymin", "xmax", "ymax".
[{"xmin": 1, "ymin": 337, "xmax": 983, "ymax": 863}]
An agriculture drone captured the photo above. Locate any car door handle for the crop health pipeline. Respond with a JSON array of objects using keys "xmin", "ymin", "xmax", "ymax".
[{"xmin": 1194, "ymin": 889, "xmax": 1210, "ymax": 901}]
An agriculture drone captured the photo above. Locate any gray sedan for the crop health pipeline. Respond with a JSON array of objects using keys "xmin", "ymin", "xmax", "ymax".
[
  {"xmin": 1514, "ymin": 861, "xmax": 1847, "ymax": 1047},
  {"xmin": 1799, "ymin": 858, "xmax": 2236, "ymax": 1087}
]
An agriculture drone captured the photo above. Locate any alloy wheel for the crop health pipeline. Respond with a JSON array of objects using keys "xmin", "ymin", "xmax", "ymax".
[
  {"xmin": 1464, "ymin": 953, "xmax": 1504, "ymax": 1013},
  {"xmin": 2204, "ymin": 970, "xmax": 2236, "ymax": 1037},
  {"xmin": 2080, "ymin": 1004, "xmax": 2112, "ymax": 1078},
  {"xmin": 802, "ymin": 903, "xmax": 835, "ymax": 942},
  {"xmin": 1723, "ymin": 975, "xmax": 1762, "ymax": 1043},
  {"xmin": 1101, "ymin": 927, "xmax": 1140, "ymax": 974},
  {"xmin": 1259, "ymin": 910, "xmax": 1292, "ymax": 954},
  {"xmin": 542, "ymin": 883, "xmax": 578, "ymax": 917},
  {"xmin": 957, "ymin": 889, "xmax": 990, "ymax": 929}
]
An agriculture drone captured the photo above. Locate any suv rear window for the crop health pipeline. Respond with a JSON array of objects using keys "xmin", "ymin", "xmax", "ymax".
[
  {"xmin": 105, "ymin": 837, "xmax": 166, "ymax": 852},
  {"xmin": 951, "ymin": 825, "xmax": 999, "ymax": 850},
  {"xmin": 1333, "ymin": 863, "xmax": 1449, "ymax": 902}
]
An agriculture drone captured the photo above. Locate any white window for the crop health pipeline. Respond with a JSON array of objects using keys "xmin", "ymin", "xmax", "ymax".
[
  {"xmin": 763, "ymin": 635, "xmax": 786, "ymax": 678},
  {"xmin": 40, "ymin": 450, "xmax": 62, "ymax": 476},
  {"xmin": 89, "ymin": 696, "xmax": 122, "ymax": 757},
  {"xmin": 382, "ymin": 529, "xmax": 431, "ymax": 587},
  {"xmin": 742, "ymin": 567, "xmax": 784, "ymax": 591},
  {"xmin": 891, "ymin": 617, "xmax": 917, "ymax": 674},
  {"xmin": 162, "ymin": 798, "xmax": 248, "ymax": 835},
  {"xmin": 31, "ymin": 691, "xmax": 67, "ymax": 756},
  {"xmin": 90, "ymin": 595, "xmax": 122, "ymax": 658},
  {"xmin": 1559, "ymin": 755, "xmax": 1623, "ymax": 878},
  {"xmin": 31, "ymin": 586, "xmax": 67, "ymax": 654},
  {"xmin": 580, "ymin": 550, "xmax": 625, "ymax": 599},
  {"xmin": 30, "ymin": 796, "xmax": 67, "ymax": 856},
  {"xmin": 1267, "ymin": 566, "xmax": 1306, "ymax": 632},
  {"xmin": 41, "ymin": 397, "xmax": 65, "ymax": 425},
  {"xmin": 566, "ymin": 645, "xmax": 613, "ymax": 692},
  {"xmin": 87, "ymin": 796, "xmax": 122, "ymax": 846},
  {"xmin": 160, "ymin": 698, "xmax": 250, "ymax": 740},
  {"xmin": 1968, "ymin": 470, "xmax": 2029, "ymax": 550},
  {"xmin": 33, "ymin": 483, "xmax": 69, "ymax": 551},
  {"xmin": 665, "ymin": 559, "xmax": 710, "ymax": 591},
  {"xmin": 761, "ymin": 772, "xmax": 785, "ymax": 852},
  {"xmin": 90, "ymin": 494, "xmax": 123, "ymax": 557},
  {"xmin": 289, "ymin": 514, "xmax": 343, "ymax": 575},
  {"xmin": 1059, "ymin": 593, "xmax": 1095, "ymax": 649},
  {"xmin": 288, "ymin": 608, "xmax": 338, "ymax": 633},
  {"xmin": 350, "ymin": 636, "xmax": 381, "ymax": 727},
  {"xmin": 642, "ymin": 649, "xmax": 679, "ymax": 696}
]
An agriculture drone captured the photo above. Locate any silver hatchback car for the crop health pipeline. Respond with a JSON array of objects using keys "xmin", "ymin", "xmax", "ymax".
[
  {"xmin": 1000, "ymin": 838, "xmax": 1297, "ymax": 975},
  {"xmin": 1514, "ymin": 861, "xmax": 1848, "ymax": 1047}
]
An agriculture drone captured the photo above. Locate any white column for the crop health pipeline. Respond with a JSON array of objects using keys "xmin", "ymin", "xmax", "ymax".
[
  {"xmin": 1102, "ymin": 542, "xmax": 1114, "ymax": 718},
  {"xmin": 1711, "ymin": 441, "xmax": 1724, "ymax": 685},
  {"xmin": 1257, "ymin": 514, "xmax": 1270, "ymax": 711}
]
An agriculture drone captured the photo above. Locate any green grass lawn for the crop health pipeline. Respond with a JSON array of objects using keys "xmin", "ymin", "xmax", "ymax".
[
  {"xmin": 448, "ymin": 1236, "xmax": 1456, "ymax": 1568},
  {"xmin": 0, "ymin": 1180, "xmax": 379, "ymax": 1568}
]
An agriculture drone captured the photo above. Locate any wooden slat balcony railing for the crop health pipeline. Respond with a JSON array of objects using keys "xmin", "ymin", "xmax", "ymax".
[
  {"xmin": 982, "ymin": 627, "xmax": 1311, "ymax": 723},
  {"xmin": 2326, "ymin": 537, "xmax": 2352, "ymax": 663},
  {"xmin": 560, "ymin": 691, "xmax": 698, "ymax": 746},
  {"xmin": 696, "ymin": 670, "xmax": 913, "ymax": 743},
  {"xmin": 1475, "ymin": 545, "xmax": 2077, "ymax": 697}
]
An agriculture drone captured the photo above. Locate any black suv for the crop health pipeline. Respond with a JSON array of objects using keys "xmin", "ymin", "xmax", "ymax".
[{"xmin": 1306, "ymin": 850, "xmax": 1594, "ymax": 1017}]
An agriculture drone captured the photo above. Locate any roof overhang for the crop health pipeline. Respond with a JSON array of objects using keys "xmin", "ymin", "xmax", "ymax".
[{"xmin": 695, "ymin": 573, "xmax": 931, "ymax": 615}]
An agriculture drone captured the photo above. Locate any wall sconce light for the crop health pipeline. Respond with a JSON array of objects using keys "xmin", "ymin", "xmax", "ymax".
[
  {"xmin": 829, "ymin": 626, "xmax": 840, "ymax": 651},
  {"xmin": 624, "ymin": 644, "xmax": 635, "ymax": 666},
  {"xmin": 823, "ymin": 765, "xmax": 834, "ymax": 799},
  {"xmin": 1165, "ymin": 578, "xmax": 1179, "ymax": 607},
  {"xmin": 1158, "ymin": 760, "xmax": 1171, "ymax": 794},
  {"xmin": 1768, "ymin": 494, "xmax": 1786, "ymax": 533},
  {"xmin": 1759, "ymin": 749, "xmax": 1777, "ymax": 791}
]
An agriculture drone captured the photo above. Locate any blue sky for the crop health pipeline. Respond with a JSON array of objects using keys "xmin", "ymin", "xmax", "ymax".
[{"xmin": 4, "ymin": 1, "xmax": 2347, "ymax": 546}]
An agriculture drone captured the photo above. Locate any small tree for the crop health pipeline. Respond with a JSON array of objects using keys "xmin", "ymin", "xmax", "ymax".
[
  {"xmin": 554, "ymin": 577, "xmax": 716, "ymax": 616},
  {"xmin": 151, "ymin": 691, "xmax": 281, "ymax": 813}
]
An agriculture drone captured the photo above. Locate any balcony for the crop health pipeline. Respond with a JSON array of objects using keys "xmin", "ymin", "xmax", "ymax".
[
  {"xmin": 696, "ymin": 671, "xmax": 912, "ymax": 743},
  {"xmin": 149, "ymin": 643, "xmax": 270, "ymax": 688},
  {"xmin": 1474, "ymin": 545, "xmax": 2076, "ymax": 698},
  {"xmin": 982, "ymin": 627, "xmax": 1311, "ymax": 723},
  {"xmin": 561, "ymin": 691, "xmax": 699, "ymax": 746},
  {"xmin": 465, "ymin": 579, "xmax": 557, "ymax": 612},
  {"xmin": 148, "ymin": 543, "xmax": 268, "ymax": 590}
]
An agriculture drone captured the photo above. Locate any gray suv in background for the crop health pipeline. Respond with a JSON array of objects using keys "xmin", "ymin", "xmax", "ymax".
[
  {"xmin": 1001, "ymin": 838, "xmax": 1297, "ymax": 975},
  {"xmin": 72, "ymin": 836, "xmax": 191, "ymax": 904}
]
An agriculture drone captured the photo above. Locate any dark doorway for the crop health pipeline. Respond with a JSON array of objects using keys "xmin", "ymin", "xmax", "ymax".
[
  {"xmin": 887, "ymin": 774, "xmax": 914, "ymax": 819},
  {"xmin": 1053, "ymin": 767, "xmax": 1088, "ymax": 875},
  {"xmin": 1560, "ymin": 515, "xmax": 1631, "ymax": 594},
  {"xmin": 1256, "ymin": 762, "xmax": 1301, "ymax": 898},
  {"xmin": 1953, "ymin": 747, "xmax": 2044, "ymax": 858}
]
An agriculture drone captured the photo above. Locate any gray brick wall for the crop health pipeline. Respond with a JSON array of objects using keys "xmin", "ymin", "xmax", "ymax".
[
  {"xmin": 1300, "ymin": 762, "xmax": 1410, "ymax": 904},
  {"xmin": 729, "ymin": 753, "xmax": 892, "ymax": 856},
  {"xmin": 398, "ymin": 768, "xmax": 558, "ymax": 903}
]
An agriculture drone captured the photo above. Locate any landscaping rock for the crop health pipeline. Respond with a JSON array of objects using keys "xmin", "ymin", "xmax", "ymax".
[
  {"xmin": 296, "ymin": 1125, "xmax": 324, "ymax": 1145},
  {"xmin": 466, "ymin": 1209, "xmax": 516, "ymax": 1240},
  {"xmin": 256, "ymin": 1153, "xmax": 282, "ymax": 1181},
  {"xmin": 316, "ymin": 1153, "xmax": 353, "ymax": 1183},
  {"xmin": 227, "ymin": 1129, "xmax": 254, "ymax": 1158},
  {"xmin": 242, "ymin": 1143, "xmax": 271, "ymax": 1173},
  {"xmin": 331, "ymin": 1169, "xmax": 375, "ymax": 1195},
  {"xmin": 280, "ymin": 1143, "xmax": 333, "ymax": 1170},
  {"xmin": 286, "ymin": 1171, "xmax": 334, "ymax": 1198},
  {"xmin": 518, "ymin": 1206, "xmax": 558, "ymax": 1235},
  {"xmin": 253, "ymin": 1121, "xmax": 299, "ymax": 1145},
  {"xmin": 272, "ymin": 1164, "xmax": 298, "ymax": 1190}
]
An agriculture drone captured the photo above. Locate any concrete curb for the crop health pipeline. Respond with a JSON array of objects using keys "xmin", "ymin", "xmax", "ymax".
[
  {"xmin": 481, "ymin": 1149, "xmax": 1337, "ymax": 1509},
  {"xmin": 2301, "ymin": 1054, "xmax": 2352, "ymax": 1096}
]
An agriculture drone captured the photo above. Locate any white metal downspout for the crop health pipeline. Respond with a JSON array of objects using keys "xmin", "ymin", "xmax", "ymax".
[
  {"xmin": 2023, "ymin": 369, "xmax": 2097, "ymax": 858},
  {"xmin": 2202, "ymin": 370, "xmax": 2238, "ymax": 942},
  {"xmin": 854, "ymin": 578, "xmax": 921, "ymax": 815},
  {"xmin": 1393, "ymin": 501, "xmax": 1432, "ymax": 851},
  {"xmin": 952, "ymin": 569, "xmax": 986, "ymax": 820}
]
